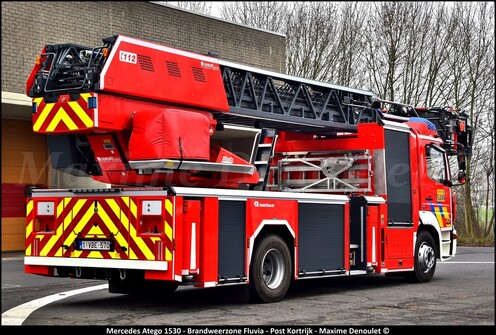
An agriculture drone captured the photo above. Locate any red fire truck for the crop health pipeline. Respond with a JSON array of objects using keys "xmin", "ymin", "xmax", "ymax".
[{"xmin": 24, "ymin": 35, "xmax": 471, "ymax": 303}]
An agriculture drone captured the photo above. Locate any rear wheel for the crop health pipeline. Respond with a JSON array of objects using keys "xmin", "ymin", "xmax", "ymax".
[
  {"xmin": 409, "ymin": 230, "xmax": 437, "ymax": 282},
  {"xmin": 249, "ymin": 234, "xmax": 292, "ymax": 303}
]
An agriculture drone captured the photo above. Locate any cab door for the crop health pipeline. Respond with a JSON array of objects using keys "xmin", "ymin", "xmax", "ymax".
[{"xmin": 420, "ymin": 143, "xmax": 453, "ymax": 230}]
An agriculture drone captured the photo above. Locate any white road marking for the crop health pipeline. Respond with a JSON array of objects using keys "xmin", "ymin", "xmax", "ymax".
[
  {"xmin": 1, "ymin": 258, "xmax": 491, "ymax": 325},
  {"xmin": 1, "ymin": 283, "xmax": 108, "ymax": 326},
  {"xmin": 440, "ymin": 261, "xmax": 494, "ymax": 264}
]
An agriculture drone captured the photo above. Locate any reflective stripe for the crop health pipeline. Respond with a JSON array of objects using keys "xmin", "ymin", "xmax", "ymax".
[
  {"xmin": 27, "ymin": 197, "xmax": 173, "ymax": 262},
  {"xmin": 46, "ymin": 107, "xmax": 78, "ymax": 131},
  {"xmin": 32, "ymin": 94, "xmax": 95, "ymax": 132}
]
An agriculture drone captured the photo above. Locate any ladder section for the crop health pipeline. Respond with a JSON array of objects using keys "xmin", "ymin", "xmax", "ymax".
[
  {"xmin": 270, "ymin": 150, "xmax": 372, "ymax": 193},
  {"xmin": 249, "ymin": 129, "xmax": 278, "ymax": 191},
  {"xmin": 218, "ymin": 61, "xmax": 378, "ymax": 136}
]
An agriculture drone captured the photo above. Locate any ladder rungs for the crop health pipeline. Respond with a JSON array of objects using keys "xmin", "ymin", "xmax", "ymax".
[{"xmin": 282, "ymin": 178, "xmax": 369, "ymax": 186}]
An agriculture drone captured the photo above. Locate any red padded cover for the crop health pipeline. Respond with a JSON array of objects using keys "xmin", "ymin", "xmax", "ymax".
[{"xmin": 129, "ymin": 108, "xmax": 211, "ymax": 161}]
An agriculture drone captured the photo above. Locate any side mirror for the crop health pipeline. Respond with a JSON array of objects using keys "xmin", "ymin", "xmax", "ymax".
[
  {"xmin": 450, "ymin": 170, "xmax": 466, "ymax": 187},
  {"xmin": 443, "ymin": 179, "xmax": 453, "ymax": 187}
]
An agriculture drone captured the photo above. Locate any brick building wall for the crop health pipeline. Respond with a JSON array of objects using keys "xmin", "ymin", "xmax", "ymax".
[{"xmin": 1, "ymin": 1, "xmax": 286, "ymax": 94}]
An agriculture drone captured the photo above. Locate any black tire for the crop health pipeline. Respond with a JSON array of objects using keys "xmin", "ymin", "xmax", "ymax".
[
  {"xmin": 409, "ymin": 230, "xmax": 437, "ymax": 283},
  {"xmin": 249, "ymin": 234, "xmax": 292, "ymax": 303}
]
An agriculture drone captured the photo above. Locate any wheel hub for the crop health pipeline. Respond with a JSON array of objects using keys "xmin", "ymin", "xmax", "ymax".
[
  {"xmin": 262, "ymin": 248, "xmax": 285, "ymax": 289},
  {"xmin": 418, "ymin": 242, "xmax": 435, "ymax": 273}
]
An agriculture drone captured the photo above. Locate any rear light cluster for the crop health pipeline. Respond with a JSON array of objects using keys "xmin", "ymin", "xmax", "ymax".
[
  {"xmin": 138, "ymin": 200, "xmax": 164, "ymax": 235},
  {"xmin": 34, "ymin": 201, "xmax": 56, "ymax": 233}
]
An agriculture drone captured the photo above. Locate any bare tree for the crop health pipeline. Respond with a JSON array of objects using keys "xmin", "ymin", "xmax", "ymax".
[
  {"xmin": 285, "ymin": 2, "xmax": 341, "ymax": 82},
  {"xmin": 451, "ymin": 2, "xmax": 494, "ymax": 237},
  {"xmin": 158, "ymin": 1, "xmax": 212, "ymax": 15},
  {"xmin": 481, "ymin": 47, "xmax": 495, "ymax": 236},
  {"xmin": 220, "ymin": 2, "xmax": 366, "ymax": 86},
  {"xmin": 363, "ymin": 2, "xmax": 412, "ymax": 101},
  {"xmin": 334, "ymin": 2, "xmax": 367, "ymax": 87},
  {"xmin": 422, "ymin": 3, "xmax": 458, "ymax": 107},
  {"xmin": 394, "ymin": 2, "xmax": 431, "ymax": 105},
  {"xmin": 219, "ymin": 1, "xmax": 289, "ymax": 34},
  {"xmin": 479, "ymin": 100, "xmax": 495, "ymax": 236}
]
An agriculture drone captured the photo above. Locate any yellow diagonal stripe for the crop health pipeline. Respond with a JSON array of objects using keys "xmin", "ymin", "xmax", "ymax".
[
  {"xmin": 165, "ymin": 222, "xmax": 172, "ymax": 241},
  {"xmin": 46, "ymin": 107, "xmax": 78, "ymax": 131},
  {"xmin": 80, "ymin": 93, "xmax": 92, "ymax": 102},
  {"xmin": 40, "ymin": 223, "xmax": 65, "ymax": 256},
  {"xmin": 135, "ymin": 240, "xmax": 155, "ymax": 260},
  {"xmin": 62, "ymin": 203, "xmax": 95, "ymax": 259},
  {"xmin": 26, "ymin": 219, "xmax": 33, "ymax": 238},
  {"xmin": 26, "ymin": 200, "xmax": 33, "ymax": 216},
  {"xmin": 434, "ymin": 210, "xmax": 444, "ymax": 227},
  {"xmin": 95, "ymin": 202, "xmax": 128, "ymax": 252},
  {"xmin": 128, "ymin": 224, "xmax": 154, "ymax": 260},
  {"xmin": 105, "ymin": 200, "xmax": 129, "ymax": 250},
  {"xmin": 62, "ymin": 198, "xmax": 72, "ymax": 227},
  {"xmin": 165, "ymin": 199, "xmax": 173, "ymax": 216},
  {"xmin": 33, "ymin": 102, "xmax": 55, "ymax": 131},
  {"xmin": 64, "ymin": 198, "xmax": 88, "ymax": 249},
  {"xmin": 73, "ymin": 203, "xmax": 95, "ymax": 237},
  {"xmin": 129, "ymin": 247, "xmax": 138, "ymax": 260},
  {"xmin": 71, "ymin": 199, "xmax": 87, "ymax": 220},
  {"xmin": 106, "ymin": 199, "xmax": 129, "ymax": 227},
  {"xmin": 121, "ymin": 197, "xmax": 129, "ymax": 206},
  {"xmin": 57, "ymin": 201, "xmax": 64, "ymax": 218},
  {"xmin": 68, "ymin": 101, "xmax": 93, "ymax": 128},
  {"xmin": 130, "ymin": 199, "xmax": 137, "ymax": 218}
]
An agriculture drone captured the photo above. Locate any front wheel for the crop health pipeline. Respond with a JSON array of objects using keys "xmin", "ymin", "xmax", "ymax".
[
  {"xmin": 249, "ymin": 234, "xmax": 292, "ymax": 303},
  {"xmin": 409, "ymin": 230, "xmax": 437, "ymax": 283}
]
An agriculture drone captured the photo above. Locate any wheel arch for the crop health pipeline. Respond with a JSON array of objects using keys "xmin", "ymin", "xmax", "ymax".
[
  {"xmin": 248, "ymin": 221, "xmax": 295, "ymax": 279},
  {"xmin": 418, "ymin": 222, "xmax": 440, "ymax": 260},
  {"xmin": 418, "ymin": 211, "xmax": 441, "ymax": 258}
]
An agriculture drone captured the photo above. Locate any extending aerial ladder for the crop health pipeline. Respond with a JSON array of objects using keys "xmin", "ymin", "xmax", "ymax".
[{"xmin": 27, "ymin": 35, "xmax": 469, "ymax": 192}]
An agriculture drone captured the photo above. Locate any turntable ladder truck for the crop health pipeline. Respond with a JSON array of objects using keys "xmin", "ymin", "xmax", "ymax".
[{"xmin": 24, "ymin": 35, "xmax": 471, "ymax": 302}]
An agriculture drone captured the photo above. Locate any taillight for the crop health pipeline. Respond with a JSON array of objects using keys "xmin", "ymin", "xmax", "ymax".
[
  {"xmin": 138, "ymin": 200, "xmax": 164, "ymax": 235},
  {"xmin": 34, "ymin": 201, "xmax": 56, "ymax": 232}
]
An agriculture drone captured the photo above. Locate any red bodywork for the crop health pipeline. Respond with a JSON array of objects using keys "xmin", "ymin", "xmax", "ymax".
[{"xmin": 100, "ymin": 36, "xmax": 229, "ymax": 112}]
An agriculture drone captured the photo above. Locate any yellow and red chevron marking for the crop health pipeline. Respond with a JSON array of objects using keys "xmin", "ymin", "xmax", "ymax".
[
  {"xmin": 429, "ymin": 202, "xmax": 451, "ymax": 228},
  {"xmin": 25, "ymin": 197, "xmax": 173, "ymax": 261},
  {"xmin": 32, "ymin": 93, "xmax": 94, "ymax": 133}
]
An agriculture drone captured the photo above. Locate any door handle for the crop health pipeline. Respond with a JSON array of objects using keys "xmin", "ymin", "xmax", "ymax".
[{"xmin": 425, "ymin": 196, "xmax": 433, "ymax": 201}]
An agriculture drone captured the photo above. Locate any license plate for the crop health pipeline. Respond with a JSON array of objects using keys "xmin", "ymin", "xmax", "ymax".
[{"xmin": 79, "ymin": 240, "xmax": 112, "ymax": 251}]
